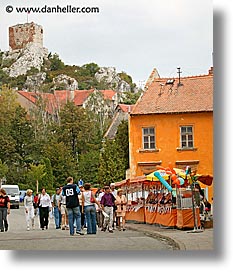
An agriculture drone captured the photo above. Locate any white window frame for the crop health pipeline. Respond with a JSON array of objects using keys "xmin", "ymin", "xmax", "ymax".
[
  {"xmin": 180, "ymin": 126, "xmax": 194, "ymax": 148},
  {"xmin": 142, "ymin": 127, "xmax": 156, "ymax": 150}
]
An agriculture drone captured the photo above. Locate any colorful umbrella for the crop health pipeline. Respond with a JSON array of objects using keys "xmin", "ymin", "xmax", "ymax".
[
  {"xmin": 146, "ymin": 170, "xmax": 170, "ymax": 182},
  {"xmin": 193, "ymin": 174, "xmax": 213, "ymax": 186}
]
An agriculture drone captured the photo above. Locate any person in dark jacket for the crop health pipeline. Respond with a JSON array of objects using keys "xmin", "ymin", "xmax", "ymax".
[
  {"xmin": 62, "ymin": 177, "xmax": 84, "ymax": 236},
  {"xmin": 100, "ymin": 186, "xmax": 116, "ymax": 233}
]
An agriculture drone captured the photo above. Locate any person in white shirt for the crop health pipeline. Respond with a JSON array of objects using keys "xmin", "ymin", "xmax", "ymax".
[
  {"xmin": 110, "ymin": 183, "xmax": 117, "ymax": 198},
  {"xmin": 110, "ymin": 183, "xmax": 118, "ymax": 229},
  {"xmin": 24, "ymin": 189, "xmax": 35, "ymax": 231},
  {"xmin": 38, "ymin": 188, "xmax": 52, "ymax": 230}
]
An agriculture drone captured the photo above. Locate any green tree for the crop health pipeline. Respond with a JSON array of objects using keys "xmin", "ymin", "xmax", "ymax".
[
  {"xmin": 98, "ymin": 121, "xmax": 129, "ymax": 186},
  {"xmin": 77, "ymin": 150, "xmax": 100, "ymax": 185},
  {"xmin": 115, "ymin": 120, "xmax": 129, "ymax": 170},
  {"xmin": 43, "ymin": 141, "xmax": 78, "ymax": 185},
  {"xmin": 98, "ymin": 139, "xmax": 125, "ymax": 186},
  {"xmin": 0, "ymin": 134, "xmax": 18, "ymax": 164},
  {"xmin": 49, "ymin": 53, "xmax": 65, "ymax": 71},
  {"xmin": 84, "ymin": 91, "xmax": 112, "ymax": 136},
  {"xmin": 118, "ymin": 72, "xmax": 133, "ymax": 85},
  {"xmin": 27, "ymin": 94, "xmax": 56, "ymax": 163},
  {"xmin": 118, "ymin": 71, "xmax": 138, "ymax": 92},
  {"xmin": 26, "ymin": 164, "xmax": 46, "ymax": 193},
  {"xmin": 41, "ymin": 158, "xmax": 54, "ymax": 190},
  {"xmin": 0, "ymin": 159, "xmax": 8, "ymax": 185},
  {"xmin": 10, "ymin": 106, "xmax": 34, "ymax": 162},
  {"xmin": 122, "ymin": 90, "xmax": 142, "ymax": 104},
  {"xmin": 0, "ymin": 86, "xmax": 21, "ymax": 164},
  {"xmin": 0, "ymin": 85, "xmax": 19, "ymax": 126},
  {"xmin": 58, "ymin": 102, "xmax": 93, "ymax": 157},
  {"xmin": 0, "ymin": 69, "xmax": 10, "ymax": 86},
  {"xmin": 6, "ymin": 164, "xmax": 27, "ymax": 187}
]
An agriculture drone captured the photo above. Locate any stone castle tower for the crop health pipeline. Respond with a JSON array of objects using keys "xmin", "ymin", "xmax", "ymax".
[{"xmin": 9, "ymin": 22, "xmax": 43, "ymax": 51}]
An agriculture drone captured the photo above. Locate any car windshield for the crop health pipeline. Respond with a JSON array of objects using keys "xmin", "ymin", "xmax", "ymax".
[{"xmin": 4, "ymin": 188, "xmax": 19, "ymax": 195}]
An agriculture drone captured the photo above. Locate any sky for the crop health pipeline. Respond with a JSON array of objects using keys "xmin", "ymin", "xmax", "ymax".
[
  {"xmin": 1, "ymin": 1, "xmax": 234, "ymax": 272},
  {"xmin": 0, "ymin": 0, "xmax": 213, "ymax": 86}
]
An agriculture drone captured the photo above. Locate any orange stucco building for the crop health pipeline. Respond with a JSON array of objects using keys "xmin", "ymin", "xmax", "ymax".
[{"xmin": 129, "ymin": 68, "xmax": 213, "ymax": 202}]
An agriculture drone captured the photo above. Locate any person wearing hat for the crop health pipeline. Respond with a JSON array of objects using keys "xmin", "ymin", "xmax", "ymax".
[
  {"xmin": 52, "ymin": 187, "xmax": 62, "ymax": 229},
  {"xmin": 24, "ymin": 189, "xmax": 35, "ymax": 231},
  {"xmin": 115, "ymin": 189, "xmax": 127, "ymax": 231}
]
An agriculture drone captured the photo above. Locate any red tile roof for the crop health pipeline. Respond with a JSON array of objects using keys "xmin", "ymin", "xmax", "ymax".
[
  {"xmin": 18, "ymin": 91, "xmax": 60, "ymax": 113},
  {"xmin": 131, "ymin": 71, "xmax": 213, "ymax": 115},
  {"xmin": 119, "ymin": 104, "xmax": 135, "ymax": 113},
  {"xmin": 17, "ymin": 89, "xmax": 116, "ymax": 114},
  {"xmin": 74, "ymin": 89, "xmax": 94, "ymax": 105},
  {"xmin": 17, "ymin": 91, "xmax": 38, "ymax": 104},
  {"xmin": 100, "ymin": 90, "xmax": 116, "ymax": 100}
]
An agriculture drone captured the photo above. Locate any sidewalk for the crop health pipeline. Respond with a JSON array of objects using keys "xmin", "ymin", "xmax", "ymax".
[{"xmin": 126, "ymin": 223, "xmax": 213, "ymax": 250}]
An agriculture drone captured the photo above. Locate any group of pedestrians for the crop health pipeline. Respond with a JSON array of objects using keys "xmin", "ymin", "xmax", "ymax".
[
  {"xmin": 52, "ymin": 178, "xmax": 127, "ymax": 235},
  {"xmin": 0, "ymin": 177, "xmax": 128, "ymax": 236}
]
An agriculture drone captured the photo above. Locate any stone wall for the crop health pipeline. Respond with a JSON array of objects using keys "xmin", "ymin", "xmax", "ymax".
[{"xmin": 9, "ymin": 22, "xmax": 43, "ymax": 50}]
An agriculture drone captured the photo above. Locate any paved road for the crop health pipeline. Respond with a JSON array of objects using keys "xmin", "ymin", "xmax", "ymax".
[{"xmin": 0, "ymin": 206, "xmax": 177, "ymax": 250}]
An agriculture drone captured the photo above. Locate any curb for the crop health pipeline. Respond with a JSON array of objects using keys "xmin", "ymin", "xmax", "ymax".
[{"xmin": 126, "ymin": 224, "xmax": 185, "ymax": 250}]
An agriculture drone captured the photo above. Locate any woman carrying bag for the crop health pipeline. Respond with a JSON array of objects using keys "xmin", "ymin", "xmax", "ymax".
[{"xmin": 82, "ymin": 183, "xmax": 101, "ymax": 234}]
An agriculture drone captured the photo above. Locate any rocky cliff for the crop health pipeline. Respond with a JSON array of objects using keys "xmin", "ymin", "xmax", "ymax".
[
  {"xmin": 2, "ymin": 42, "xmax": 48, "ymax": 78},
  {"xmin": 0, "ymin": 25, "xmax": 137, "ymax": 94},
  {"xmin": 95, "ymin": 67, "xmax": 131, "ymax": 93}
]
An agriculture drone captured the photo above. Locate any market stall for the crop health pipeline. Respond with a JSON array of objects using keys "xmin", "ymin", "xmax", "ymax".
[
  {"xmin": 143, "ymin": 181, "xmax": 177, "ymax": 227},
  {"xmin": 124, "ymin": 178, "xmax": 146, "ymax": 223},
  {"xmin": 176, "ymin": 188, "xmax": 201, "ymax": 229},
  {"xmin": 115, "ymin": 164, "xmax": 213, "ymax": 230}
]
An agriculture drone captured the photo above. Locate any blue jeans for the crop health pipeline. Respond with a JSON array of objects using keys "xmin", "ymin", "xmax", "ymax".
[
  {"xmin": 84, "ymin": 205, "xmax": 97, "ymax": 234},
  {"xmin": 53, "ymin": 207, "xmax": 61, "ymax": 228},
  {"xmin": 67, "ymin": 206, "xmax": 81, "ymax": 235}
]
